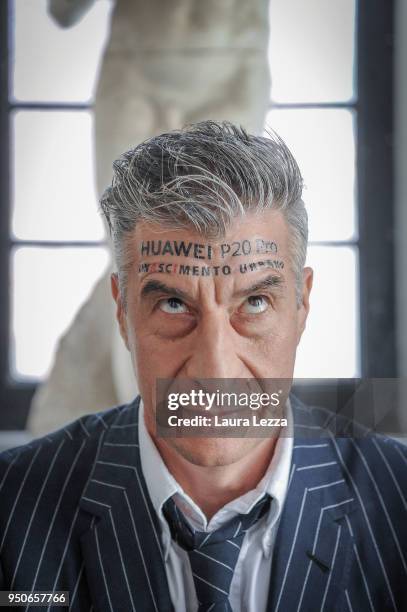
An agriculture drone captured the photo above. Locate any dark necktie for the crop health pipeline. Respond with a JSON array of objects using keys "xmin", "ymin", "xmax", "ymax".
[{"xmin": 162, "ymin": 493, "xmax": 272, "ymax": 612}]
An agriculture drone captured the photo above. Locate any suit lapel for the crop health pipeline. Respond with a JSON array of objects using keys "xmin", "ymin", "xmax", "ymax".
[
  {"xmin": 78, "ymin": 397, "xmax": 174, "ymax": 612},
  {"xmin": 266, "ymin": 395, "xmax": 357, "ymax": 612}
]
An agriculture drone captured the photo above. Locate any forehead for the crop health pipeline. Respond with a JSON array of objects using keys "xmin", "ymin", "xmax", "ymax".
[
  {"xmin": 130, "ymin": 209, "xmax": 290, "ymax": 257},
  {"xmin": 125, "ymin": 210, "xmax": 296, "ymax": 302}
]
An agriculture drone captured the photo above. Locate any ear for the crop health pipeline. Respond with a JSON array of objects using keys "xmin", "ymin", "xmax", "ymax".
[
  {"xmin": 110, "ymin": 272, "xmax": 130, "ymax": 351},
  {"xmin": 296, "ymin": 266, "xmax": 313, "ymax": 344}
]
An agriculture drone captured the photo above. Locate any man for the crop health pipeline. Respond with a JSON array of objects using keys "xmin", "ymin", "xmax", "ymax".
[{"xmin": 0, "ymin": 121, "xmax": 406, "ymax": 611}]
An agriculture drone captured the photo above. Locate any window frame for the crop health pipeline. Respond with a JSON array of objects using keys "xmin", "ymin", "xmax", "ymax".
[{"xmin": 0, "ymin": 0, "xmax": 396, "ymax": 429}]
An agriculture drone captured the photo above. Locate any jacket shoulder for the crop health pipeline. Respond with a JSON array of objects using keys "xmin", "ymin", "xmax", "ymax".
[
  {"xmin": 332, "ymin": 430, "xmax": 407, "ymax": 506},
  {"xmin": 0, "ymin": 401, "xmax": 137, "ymax": 498},
  {"xmin": 291, "ymin": 394, "xmax": 407, "ymax": 507}
]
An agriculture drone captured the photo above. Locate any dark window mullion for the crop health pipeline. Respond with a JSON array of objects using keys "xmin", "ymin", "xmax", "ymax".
[
  {"xmin": 9, "ymin": 240, "xmax": 107, "ymax": 248},
  {"xmin": 308, "ymin": 240, "xmax": 359, "ymax": 247},
  {"xmin": 9, "ymin": 101, "xmax": 92, "ymax": 111},
  {"xmin": 0, "ymin": 0, "xmax": 12, "ymax": 389},
  {"xmin": 357, "ymin": 0, "xmax": 396, "ymax": 377},
  {"xmin": 269, "ymin": 101, "xmax": 357, "ymax": 110},
  {"xmin": 0, "ymin": 0, "xmax": 36, "ymax": 429}
]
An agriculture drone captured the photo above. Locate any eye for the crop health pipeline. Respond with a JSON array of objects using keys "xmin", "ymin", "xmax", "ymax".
[
  {"xmin": 241, "ymin": 295, "xmax": 269, "ymax": 314},
  {"xmin": 158, "ymin": 297, "xmax": 189, "ymax": 314}
]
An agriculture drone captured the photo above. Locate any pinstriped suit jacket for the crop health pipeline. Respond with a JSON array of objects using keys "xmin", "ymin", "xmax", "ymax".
[{"xmin": 0, "ymin": 394, "xmax": 406, "ymax": 612}]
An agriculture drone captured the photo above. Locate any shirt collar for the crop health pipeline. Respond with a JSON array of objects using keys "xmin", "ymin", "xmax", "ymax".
[
  {"xmin": 139, "ymin": 397, "xmax": 293, "ymax": 560},
  {"xmin": 139, "ymin": 399, "xmax": 190, "ymax": 559}
]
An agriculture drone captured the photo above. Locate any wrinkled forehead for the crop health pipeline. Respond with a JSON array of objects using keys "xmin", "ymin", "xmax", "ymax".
[
  {"xmin": 123, "ymin": 210, "xmax": 295, "ymax": 299},
  {"xmin": 130, "ymin": 209, "xmax": 290, "ymax": 263}
]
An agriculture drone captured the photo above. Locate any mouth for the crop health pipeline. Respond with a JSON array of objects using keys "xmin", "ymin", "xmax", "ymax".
[{"xmin": 179, "ymin": 405, "xmax": 259, "ymax": 418}]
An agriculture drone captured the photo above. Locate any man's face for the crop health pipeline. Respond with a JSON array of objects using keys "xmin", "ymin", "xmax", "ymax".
[{"xmin": 111, "ymin": 209, "xmax": 313, "ymax": 466}]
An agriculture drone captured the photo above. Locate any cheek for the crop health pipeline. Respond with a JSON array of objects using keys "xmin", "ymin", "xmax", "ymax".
[
  {"xmin": 240, "ymin": 305, "xmax": 299, "ymax": 345},
  {"xmin": 131, "ymin": 331, "xmax": 185, "ymax": 417},
  {"xmin": 129, "ymin": 301, "xmax": 196, "ymax": 372},
  {"xmin": 250, "ymin": 325, "xmax": 297, "ymax": 359},
  {"xmin": 132, "ymin": 327, "xmax": 187, "ymax": 380},
  {"xmin": 242, "ymin": 315, "xmax": 299, "ymax": 376}
]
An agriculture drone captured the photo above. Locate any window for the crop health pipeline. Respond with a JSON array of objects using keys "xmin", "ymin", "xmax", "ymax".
[
  {"xmin": 266, "ymin": 0, "xmax": 359, "ymax": 377},
  {"xmin": 0, "ymin": 0, "xmax": 396, "ymax": 428}
]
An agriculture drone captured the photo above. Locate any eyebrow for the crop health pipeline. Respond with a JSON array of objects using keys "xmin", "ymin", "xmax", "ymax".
[
  {"xmin": 233, "ymin": 274, "xmax": 285, "ymax": 298},
  {"xmin": 140, "ymin": 280, "xmax": 192, "ymax": 302},
  {"xmin": 140, "ymin": 274, "xmax": 285, "ymax": 302}
]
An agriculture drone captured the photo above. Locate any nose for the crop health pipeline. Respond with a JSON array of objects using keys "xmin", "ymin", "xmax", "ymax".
[{"xmin": 184, "ymin": 310, "xmax": 247, "ymax": 379}]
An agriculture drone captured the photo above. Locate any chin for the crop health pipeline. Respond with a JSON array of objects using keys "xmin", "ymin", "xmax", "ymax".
[{"xmin": 167, "ymin": 436, "xmax": 259, "ymax": 467}]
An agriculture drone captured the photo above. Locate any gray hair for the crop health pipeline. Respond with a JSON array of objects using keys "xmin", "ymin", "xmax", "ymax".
[{"xmin": 100, "ymin": 120, "xmax": 308, "ymax": 306}]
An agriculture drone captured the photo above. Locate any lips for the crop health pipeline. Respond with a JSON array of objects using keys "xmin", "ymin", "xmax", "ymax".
[{"xmin": 179, "ymin": 405, "xmax": 253, "ymax": 418}]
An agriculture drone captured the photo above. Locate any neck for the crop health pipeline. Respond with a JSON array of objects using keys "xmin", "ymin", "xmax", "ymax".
[{"xmin": 150, "ymin": 431, "xmax": 278, "ymax": 520}]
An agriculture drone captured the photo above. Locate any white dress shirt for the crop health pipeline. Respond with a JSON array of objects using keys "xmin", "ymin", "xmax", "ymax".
[{"xmin": 138, "ymin": 398, "xmax": 293, "ymax": 612}]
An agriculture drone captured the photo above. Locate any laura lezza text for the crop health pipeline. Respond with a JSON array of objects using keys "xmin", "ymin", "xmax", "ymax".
[{"xmin": 167, "ymin": 414, "xmax": 287, "ymax": 428}]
